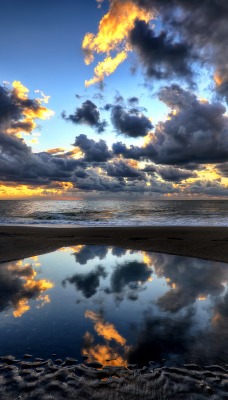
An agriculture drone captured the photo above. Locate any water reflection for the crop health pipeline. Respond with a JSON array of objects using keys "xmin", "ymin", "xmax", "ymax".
[
  {"xmin": 82, "ymin": 311, "xmax": 129, "ymax": 366},
  {"xmin": 0, "ymin": 245, "xmax": 227, "ymax": 367},
  {"xmin": 0, "ymin": 257, "xmax": 54, "ymax": 318}
]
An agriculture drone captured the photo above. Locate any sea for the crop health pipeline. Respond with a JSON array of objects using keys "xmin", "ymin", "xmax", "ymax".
[{"xmin": 0, "ymin": 199, "xmax": 228, "ymax": 226}]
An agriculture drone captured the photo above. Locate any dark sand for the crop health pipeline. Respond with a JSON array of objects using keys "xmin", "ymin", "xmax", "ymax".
[
  {"xmin": 0, "ymin": 355, "xmax": 227, "ymax": 400},
  {"xmin": 0, "ymin": 225, "xmax": 228, "ymax": 263}
]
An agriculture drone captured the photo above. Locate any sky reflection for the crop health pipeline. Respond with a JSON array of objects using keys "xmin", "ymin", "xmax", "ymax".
[{"xmin": 0, "ymin": 246, "xmax": 227, "ymax": 366}]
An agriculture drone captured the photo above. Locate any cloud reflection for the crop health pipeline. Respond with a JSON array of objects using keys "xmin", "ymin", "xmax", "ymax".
[
  {"xmin": 83, "ymin": 310, "xmax": 130, "ymax": 366},
  {"xmin": 0, "ymin": 258, "xmax": 54, "ymax": 318},
  {"xmin": 153, "ymin": 254, "xmax": 228, "ymax": 312},
  {"xmin": 62, "ymin": 265, "xmax": 107, "ymax": 298},
  {"xmin": 60, "ymin": 245, "xmax": 228, "ymax": 365}
]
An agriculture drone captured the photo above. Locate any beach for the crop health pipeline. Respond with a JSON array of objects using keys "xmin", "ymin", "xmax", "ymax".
[
  {"xmin": 0, "ymin": 225, "xmax": 227, "ymax": 399},
  {"xmin": 0, "ymin": 225, "xmax": 228, "ymax": 263}
]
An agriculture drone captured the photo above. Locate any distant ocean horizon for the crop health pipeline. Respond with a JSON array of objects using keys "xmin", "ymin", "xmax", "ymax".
[{"xmin": 0, "ymin": 199, "xmax": 228, "ymax": 227}]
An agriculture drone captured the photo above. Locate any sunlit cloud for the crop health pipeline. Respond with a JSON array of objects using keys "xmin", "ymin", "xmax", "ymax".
[
  {"xmin": 85, "ymin": 310, "xmax": 126, "ymax": 345},
  {"xmin": 82, "ymin": 0, "xmax": 152, "ymax": 86},
  {"xmin": 1, "ymin": 81, "xmax": 55, "ymax": 138},
  {"xmin": 83, "ymin": 310, "xmax": 130, "ymax": 366},
  {"xmin": 0, "ymin": 182, "xmax": 74, "ymax": 200},
  {"xmin": 1, "ymin": 259, "xmax": 54, "ymax": 318}
]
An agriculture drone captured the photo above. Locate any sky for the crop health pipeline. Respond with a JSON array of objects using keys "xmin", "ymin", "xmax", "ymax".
[{"xmin": 0, "ymin": 0, "xmax": 228, "ymax": 199}]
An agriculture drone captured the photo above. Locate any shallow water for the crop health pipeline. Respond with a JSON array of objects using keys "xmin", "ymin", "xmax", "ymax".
[{"xmin": 0, "ymin": 245, "xmax": 227, "ymax": 368}]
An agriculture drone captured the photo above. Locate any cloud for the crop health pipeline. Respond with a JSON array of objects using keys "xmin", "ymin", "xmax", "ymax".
[
  {"xmin": 113, "ymin": 85, "xmax": 228, "ymax": 166},
  {"xmin": 62, "ymin": 100, "xmax": 107, "ymax": 133},
  {"xmin": 0, "ymin": 259, "xmax": 53, "ymax": 318},
  {"xmin": 82, "ymin": 0, "xmax": 152, "ymax": 86},
  {"xmin": 111, "ymin": 104, "xmax": 153, "ymax": 137},
  {"xmin": 62, "ymin": 265, "xmax": 107, "ymax": 298},
  {"xmin": 129, "ymin": 19, "xmax": 193, "ymax": 81},
  {"xmin": 73, "ymin": 134, "xmax": 112, "ymax": 162},
  {"xmin": 108, "ymin": 260, "xmax": 152, "ymax": 297},
  {"xmin": 156, "ymin": 166, "xmax": 197, "ymax": 182},
  {"xmin": 73, "ymin": 245, "xmax": 108, "ymax": 265},
  {"xmin": 84, "ymin": 0, "xmax": 228, "ymax": 103},
  {"xmin": 133, "ymin": 0, "xmax": 228, "ymax": 100},
  {"xmin": 153, "ymin": 253, "xmax": 228, "ymax": 312},
  {"xmin": 0, "ymin": 81, "xmax": 53, "ymax": 136},
  {"xmin": 106, "ymin": 160, "xmax": 145, "ymax": 179},
  {"xmin": 128, "ymin": 96, "xmax": 139, "ymax": 106},
  {"xmin": 83, "ymin": 311, "xmax": 129, "ymax": 366},
  {"xmin": 128, "ymin": 310, "xmax": 195, "ymax": 366}
]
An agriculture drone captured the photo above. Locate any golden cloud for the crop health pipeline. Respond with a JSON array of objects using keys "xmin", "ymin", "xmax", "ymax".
[
  {"xmin": 7, "ymin": 81, "xmax": 54, "ymax": 137},
  {"xmin": 83, "ymin": 310, "xmax": 130, "ymax": 366},
  {"xmin": 4, "ymin": 259, "xmax": 54, "ymax": 318},
  {"xmin": 82, "ymin": 0, "xmax": 152, "ymax": 86},
  {"xmin": 85, "ymin": 310, "xmax": 126, "ymax": 345}
]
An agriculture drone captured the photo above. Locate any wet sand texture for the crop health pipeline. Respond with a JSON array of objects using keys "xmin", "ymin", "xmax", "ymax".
[{"xmin": 0, "ymin": 356, "xmax": 227, "ymax": 400}]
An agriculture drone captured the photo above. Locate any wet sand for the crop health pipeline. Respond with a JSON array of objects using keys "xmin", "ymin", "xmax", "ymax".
[
  {"xmin": 0, "ymin": 225, "xmax": 228, "ymax": 263},
  {"xmin": 0, "ymin": 355, "xmax": 227, "ymax": 400}
]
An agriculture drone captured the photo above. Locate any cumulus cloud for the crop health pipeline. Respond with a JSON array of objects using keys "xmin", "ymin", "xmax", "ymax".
[
  {"xmin": 100, "ymin": 257, "xmax": 154, "ymax": 304},
  {"xmin": 62, "ymin": 100, "xmax": 107, "ymax": 133},
  {"xmin": 73, "ymin": 245, "xmax": 108, "ymax": 265},
  {"xmin": 83, "ymin": 0, "xmax": 228, "ymax": 104},
  {"xmin": 62, "ymin": 265, "xmax": 107, "ymax": 298},
  {"xmin": 153, "ymin": 253, "xmax": 228, "ymax": 312},
  {"xmin": 0, "ymin": 259, "xmax": 53, "ymax": 318},
  {"xmin": 156, "ymin": 166, "xmax": 197, "ymax": 182},
  {"xmin": 106, "ymin": 160, "xmax": 145, "ymax": 180},
  {"xmin": 73, "ymin": 134, "xmax": 112, "ymax": 162},
  {"xmin": 114, "ymin": 85, "xmax": 228, "ymax": 166},
  {"xmin": 82, "ymin": 0, "xmax": 152, "ymax": 86},
  {"xmin": 129, "ymin": 19, "xmax": 193, "ymax": 81},
  {"xmin": 0, "ymin": 81, "xmax": 53, "ymax": 136},
  {"xmin": 111, "ymin": 104, "xmax": 153, "ymax": 137}
]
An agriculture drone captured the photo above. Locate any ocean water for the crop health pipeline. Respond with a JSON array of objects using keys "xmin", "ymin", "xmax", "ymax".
[
  {"xmin": 0, "ymin": 245, "xmax": 227, "ymax": 366},
  {"xmin": 0, "ymin": 199, "xmax": 228, "ymax": 226}
]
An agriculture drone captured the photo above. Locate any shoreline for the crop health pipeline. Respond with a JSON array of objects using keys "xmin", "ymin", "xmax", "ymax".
[{"xmin": 0, "ymin": 225, "xmax": 228, "ymax": 263}]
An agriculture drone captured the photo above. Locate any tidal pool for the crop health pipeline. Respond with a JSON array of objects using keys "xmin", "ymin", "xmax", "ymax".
[{"xmin": 0, "ymin": 245, "xmax": 227, "ymax": 368}]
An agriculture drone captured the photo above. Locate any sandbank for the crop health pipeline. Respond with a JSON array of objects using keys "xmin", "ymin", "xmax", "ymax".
[{"xmin": 0, "ymin": 225, "xmax": 228, "ymax": 263}]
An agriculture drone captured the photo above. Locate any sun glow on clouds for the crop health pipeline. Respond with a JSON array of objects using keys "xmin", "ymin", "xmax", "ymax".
[
  {"xmin": 5, "ymin": 259, "xmax": 54, "ymax": 318},
  {"xmin": 82, "ymin": 0, "xmax": 152, "ymax": 86},
  {"xmin": 7, "ymin": 81, "xmax": 54, "ymax": 137},
  {"xmin": 83, "ymin": 310, "xmax": 130, "ymax": 366},
  {"xmin": 0, "ymin": 182, "xmax": 74, "ymax": 200}
]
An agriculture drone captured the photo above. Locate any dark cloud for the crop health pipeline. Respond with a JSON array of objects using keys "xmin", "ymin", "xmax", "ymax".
[
  {"xmin": 0, "ymin": 260, "xmax": 53, "ymax": 315},
  {"xmin": 74, "ymin": 134, "xmax": 112, "ymax": 162},
  {"xmin": 73, "ymin": 245, "xmax": 108, "ymax": 265},
  {"xmin": 113, "ymin": 85, "xmax": 228, "ymax": 166},
  {"xmin": 0, "ymin": 131, "xmax": 88, "ymax": 186},
  {"xmin": 0, "ymin": 84, "xmax": 47, "ymax": 134},
  {"xmin": 131, "ymin": 0, "xmax": 228, "ymax": 101},
  {"xmin": 128, "ymin": 311, "xmax": 195, "ymax": 366},
  {"xmin": 153, "ymin": 253, "xmax": 228, "ymax": 312},
  {"xmin": 185, "ymin": 180, "xmax": 228, "ymax": 197},
  {"xmin": 111, "ymin": 105, "xmax": 153, "ymax": 138},
  {"xmin": 157, "ymin": 166, "xmax": 197, "ymax": 182},
  {"xmin": 109, "ymin": 261, "xmax": 152, "ymax": 293},
  {"xmin": 142, "ymin": 164, "xmax": 156, "ymax": 175},
  {"xmin": 62, "ymin": 100, "xmax": 107, "ymax": 133},
  {"xmin": 129, "ymin": 19, "xmax": 193, "ymax": 81},
  {"xmin": 128, "ymin": 96, "xmax": 139, "ymax": 106},
  {"xmin": 106, "ymin": 160, "xmax": 144, "ymax": 180},
  {"xmin": 62, "ymin": 265, "xmax": 106, "ymax": 298}
]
